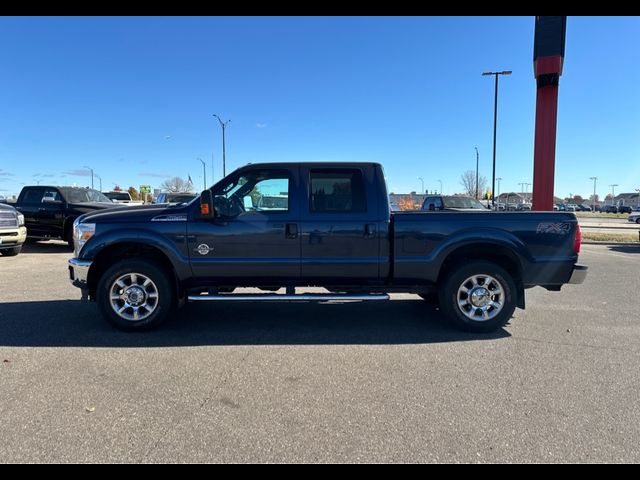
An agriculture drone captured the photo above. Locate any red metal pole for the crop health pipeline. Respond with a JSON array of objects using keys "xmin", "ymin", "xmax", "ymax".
[
  {"xmin": 531, "ymin": 83, "xmax": 559, "ymax": 211},
  {"xmin": 531, "ymin": 16, "xmax": 566, "ymax": 211}
]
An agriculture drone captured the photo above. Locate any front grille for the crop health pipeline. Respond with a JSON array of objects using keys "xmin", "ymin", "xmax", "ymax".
[{"xmin": 0, "ymin": 212, "xmax": 18, "ymax": 228}]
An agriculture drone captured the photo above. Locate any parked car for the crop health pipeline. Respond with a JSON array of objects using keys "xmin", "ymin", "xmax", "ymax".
[
  {"xmin": 256, "ymin": 194, "xmax": 288, "ymax": 211},
  {"xmin": 15, "ymin": 186, "xmax": 117, "ymax": 248},
  {"xmin": 628, "ymin": 212, "xmax": 640, "ymax": 224},
  {"xmin": 575, "ymin": 204, "xmax": 592, "ymax": 212},
  {"xmin": 0, "ymin": 203, "xmax": 27, "ymax": 256},
  {"xmin": 0, "ymin": 195, "xmax": 6, "ymax": 204},
  {"xmin": 421, "ymin": 195, "xmax": 487, "ymax": 212},
  {"xmin": 103, "ymin": 191, "xmax": 145, "ymax": 206},
  {"xmin": 68, "ymin": 162, "xmax": 587, "ymax": 334},
  {"xmin": 603, "ymin": 205, "xmax": 618, "ymax": 214},
  {"xmin": 618, "ymin": 205, "xmax": 632, "ymax": 214},
  {"xmin": 154, "ymin": 192, "xmax": 197, "ymax": 205},
  {"xmin": 516, "ymin": 203, "xmax": 532, "ymax": 211}
]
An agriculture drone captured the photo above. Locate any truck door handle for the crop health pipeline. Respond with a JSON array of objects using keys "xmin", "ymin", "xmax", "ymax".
[
  {"xmin": 286, "ymin": 223, "xmax": 298, "ymax": 239},
  {"xmin": 365, "ymin": 224, "xmax": 377, "ymax": 237}
]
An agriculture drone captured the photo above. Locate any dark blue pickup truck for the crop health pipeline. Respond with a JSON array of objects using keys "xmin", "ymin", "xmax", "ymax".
[{"xmin": 68, "ymin": 162, "xmax": 587, "ymax": 333}]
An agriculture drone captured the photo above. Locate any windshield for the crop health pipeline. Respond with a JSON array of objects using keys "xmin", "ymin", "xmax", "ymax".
[
  {"xmin": 442, "ymin": 196, "xmax": 486, "ymax": 209},
  {"xmin": 62, "ymin": 188, "xmax": 112, "ymax": 203}
]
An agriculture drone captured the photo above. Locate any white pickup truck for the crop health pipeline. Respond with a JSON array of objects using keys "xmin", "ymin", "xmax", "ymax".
[{"xmin": 103, "ymin": 191, "xmax": 145, "ymax": 206}]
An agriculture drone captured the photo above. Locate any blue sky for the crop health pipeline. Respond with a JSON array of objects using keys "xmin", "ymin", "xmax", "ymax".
[{"xmin": 0, "ymin": 16, "xmax": 638, "ymax": 199}]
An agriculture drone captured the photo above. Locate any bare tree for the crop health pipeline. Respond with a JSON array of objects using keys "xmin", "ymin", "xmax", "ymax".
[
  {"xmin": 460, "ymin": 170, "xmax": 488, "ymax": 198},
  {"xmin": 159, "ymin": 177, "xmax": 193, "ymax": 193}
]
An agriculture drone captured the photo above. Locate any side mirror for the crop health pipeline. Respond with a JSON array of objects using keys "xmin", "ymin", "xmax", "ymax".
[{"xmin": 200, "ymin": 190, "xmax": 215, "ymax": 219}]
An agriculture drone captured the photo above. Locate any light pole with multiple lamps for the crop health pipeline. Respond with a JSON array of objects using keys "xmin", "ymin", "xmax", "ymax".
[
  {"xmin": 95, "ymin": 174, "xmax": 102, "ymax": 192},
  {"xmin": 474, "ymin": 147, "xmax": 479, "ymax": 199},
  {"xmin": 609, "ymin": 184, "xmax": 618, "ymax": 206},
  {"xmin": 213, "ymin": 114, "xmax": 231, "ymax": 177},
  {"xmin": 83, "ymin": 165, "xmax": 94, "ymax": 189},
  {"xmin": 198, "ymin": 158, "xmax": 206, "ymax": 191},
  {"xmin": 482, "ymin": 70, "xmax": 512, "ymax": 207},
  {"xmin": 438, "ymin": 179, "xmax": 443, "ymax": 195},
  {"xmin": 418, "ymin": 177, "xmax": 424, "ymax": 194},
  {"xmin": 589, "ymin": 177, "xmax": 597, "ymax": 211}
]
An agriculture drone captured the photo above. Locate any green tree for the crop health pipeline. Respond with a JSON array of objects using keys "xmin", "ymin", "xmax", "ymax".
[{"xmin": 128, "ymin": 187, "xmax": 140, "ymax": 200}]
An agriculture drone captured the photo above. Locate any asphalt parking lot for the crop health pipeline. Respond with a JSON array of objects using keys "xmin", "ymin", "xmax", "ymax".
[{"xmin": 1, "ymin": 242, "xmax": 639, "ymax": 463}]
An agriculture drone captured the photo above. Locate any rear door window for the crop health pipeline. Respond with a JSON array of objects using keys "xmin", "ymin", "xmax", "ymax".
[{"xmin": 309, "ymin": 169, "xmax": 366, "ymax": 213}]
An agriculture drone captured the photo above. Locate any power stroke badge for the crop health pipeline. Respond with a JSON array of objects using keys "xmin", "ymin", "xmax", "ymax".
[{"xmin": 196, "ymin": 244, "xmax": 212, "ymax": 255}]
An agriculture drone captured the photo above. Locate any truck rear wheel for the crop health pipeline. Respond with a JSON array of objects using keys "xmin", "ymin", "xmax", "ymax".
[
  {"xmin": 97, "ymin": 259, "xmax": 174, "ymax": 331},
  {"xmin": 438, "ymin": 261, "xmax": 516, "ymax": 333}
]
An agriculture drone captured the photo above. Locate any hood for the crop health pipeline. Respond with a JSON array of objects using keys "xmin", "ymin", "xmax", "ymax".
[
  {"xmin": 0, "ymin": 203, "xmax": 18, "ymax": 213},
  {"xmin": 77, "ymin": 203, "xmax": 191, "ymax": 224}
]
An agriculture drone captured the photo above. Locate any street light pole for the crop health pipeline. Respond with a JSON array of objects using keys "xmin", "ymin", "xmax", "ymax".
[
  {"xmin": 482, "ymin": 70, "xmax": 512, "ymax": 208},
  {"xmin": 524, "ymin": 183, "xmax": 532, "ymax": 202},
  {"xmin": 438, "ymin": 179, "xmax": 443, "ymax": 195},
  {"xmin": 589, "ymin": 177, "xmax": 597, "ymax": 211},
  {"xmin": 213, "ymin": 114, "xmax": 231, "ymax": 177},
  {"xmin": 518, "ymin": 182, "xmax": 526, "ymax": 204},
  {"xmin": 609, "ymin": 184, "xmax": 619, "ymax": 206},
  {"xmin": 198, "ymin": 158, "xmax": 206, "ymax": 190},
  {"xmin": 83, "ymin": 165, "xmax": 94, "ymax": 189},
  {"xmin": 496, "ymin": 177, "xmax": 502, "ymax": 202},
  {"xmin": 95, "ymin": 174, "xmax": 102, "ymax": 192},
  {"xmin": 418, "ymin": 177, "xmax": 424, "ymax": 194},
  {"xmin": 474, "ymin": 147, "xmax": 479, "ymax": 199}
]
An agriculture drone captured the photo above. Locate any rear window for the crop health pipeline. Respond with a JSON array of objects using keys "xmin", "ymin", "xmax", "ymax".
[{"xmin": 309, "ymin": 169, "xmax": 366, "ymax": 213}]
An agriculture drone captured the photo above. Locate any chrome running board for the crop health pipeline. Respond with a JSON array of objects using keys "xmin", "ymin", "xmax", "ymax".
[{"xmin": 187, "ymin": 293, "xmax": 390, "ymax": 302}]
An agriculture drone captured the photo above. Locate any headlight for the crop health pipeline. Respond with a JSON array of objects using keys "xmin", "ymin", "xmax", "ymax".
[
  {"xmin": 74, "ymin": 223, "xmax": 96, "ymax": 257},
  {"xmin": 17, "ymin": 213, "xmax": 25, "ymax": 226}
]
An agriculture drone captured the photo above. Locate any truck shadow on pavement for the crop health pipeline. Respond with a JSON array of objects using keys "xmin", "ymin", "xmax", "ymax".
[
  {"xmin": 608, "ymin": 245, "xmax": 640, "ymax": 254},
  {"xmin": 0, "ymin": 299, "xmax": 510, "ymax": 347},
  {"xmin": 21, "ymin": 241, "xmax": 72, "ymax": 254}
]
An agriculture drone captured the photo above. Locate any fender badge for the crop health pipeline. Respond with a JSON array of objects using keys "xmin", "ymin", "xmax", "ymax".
[{"xmin": 196, "ymin": 244, "xmax": 212, "ymax": 255}]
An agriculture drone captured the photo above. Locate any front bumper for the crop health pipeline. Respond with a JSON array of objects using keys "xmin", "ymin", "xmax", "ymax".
[
  {"xmin": 568, "ymin": 264, "xmax": 588, "ymax": 284},
  {"xmin": 0, "ymin": 226, "xmax": 27, "ymax": 248},
  {"xmin": 68, "ymin": 258, "xmax": 92, "ymax": 289}
]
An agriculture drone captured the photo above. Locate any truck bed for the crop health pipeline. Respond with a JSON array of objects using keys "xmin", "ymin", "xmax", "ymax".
[{"xmin": 391, "ymin": 211, "xmax": 579, "ymax": 287}]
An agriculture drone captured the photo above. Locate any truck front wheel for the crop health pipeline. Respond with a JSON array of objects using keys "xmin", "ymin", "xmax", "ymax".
[
  {"xmin": 439, "ymin": 261, "xmax": 516, "ymax": 333},
  {"xmin": 97, "ymin": 259, "xmax": 174, "ymax": 331}
]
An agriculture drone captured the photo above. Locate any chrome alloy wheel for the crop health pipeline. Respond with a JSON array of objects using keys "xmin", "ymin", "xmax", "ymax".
[
  {"xmin": 456, "ymin": 274, "xmax": 505, "ymax": 322},
  {"xmin": 109, "ymin": 273, "xmax": 159, "ymax": 322}
]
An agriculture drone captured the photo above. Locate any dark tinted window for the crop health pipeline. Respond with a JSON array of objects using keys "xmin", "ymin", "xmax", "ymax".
[
  {"xmin": 21, "ymin": 187, "xmax": 45, "ymax": 204},
  {"xmin": 310, "ymin": 169, "xmax": 366, "ymax": 213}
]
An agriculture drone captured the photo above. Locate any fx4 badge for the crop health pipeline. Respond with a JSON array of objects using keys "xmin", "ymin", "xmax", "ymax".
[
  {"xmin": 536, "ymin": 222, "xmax": 571, "ymax": 235},
  {"xmin": 196, "ymin": 244, "xmax": 212, "ymax": 255}
]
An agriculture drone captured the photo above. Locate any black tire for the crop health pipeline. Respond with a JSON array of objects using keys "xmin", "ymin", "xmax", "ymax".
[
  {"xmin": 0, "ymin": 246, "xmax": 22, "ymax": 256},
  {"xmin": 636, "ymin": 218, "xmax": 640, "ymax": 224},
  {"xmin": 97, "ymin": 259, "xmax": 174, "ymax": 331},
  {"xmin": 438, "ymin": 260, "xmax": 517, "ymax": 333},
  {"xmin": 65, "ymin": 224, "xmax": 75, "ymax": 250}
]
